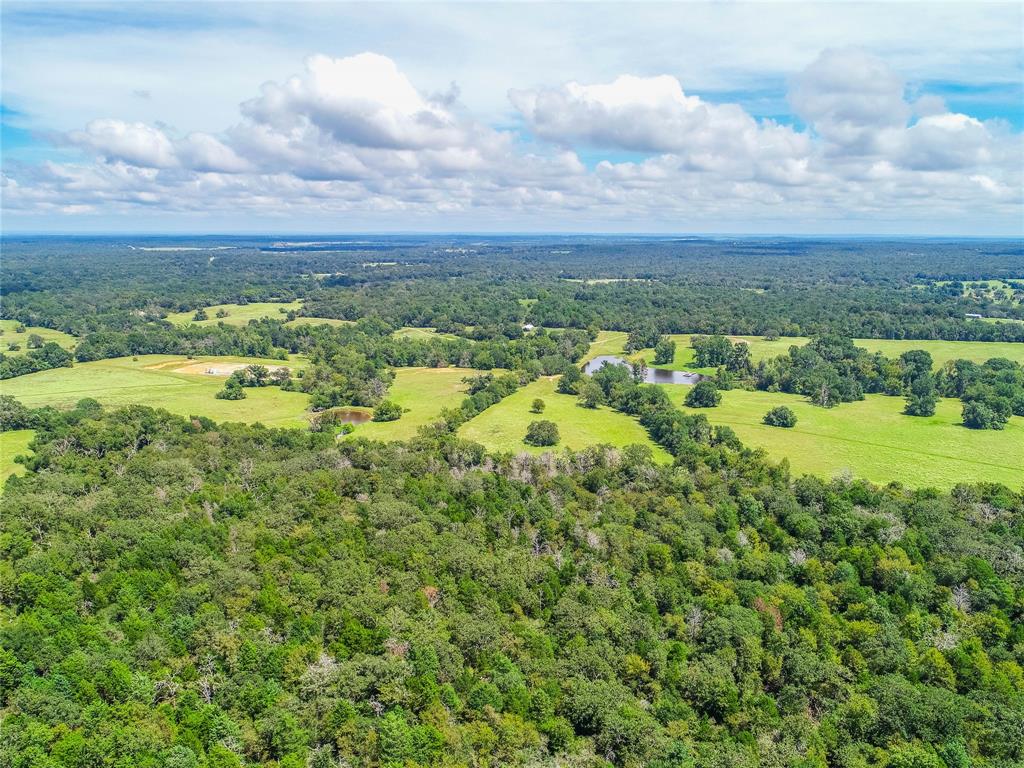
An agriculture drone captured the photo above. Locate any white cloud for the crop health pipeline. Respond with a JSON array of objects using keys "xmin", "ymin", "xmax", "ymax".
[
  {"xmin": 4, "ymin": 48, "xmax": 1021, "ymax": 234},
  {"xmin": 67, "ymin": 119, "xmax": 177, "ymax": 168}
]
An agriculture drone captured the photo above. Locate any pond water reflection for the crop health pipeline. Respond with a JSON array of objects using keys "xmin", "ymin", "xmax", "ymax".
[{"xmin": 583, "ymin": 355, "xmax": 704, "ymax": 385}]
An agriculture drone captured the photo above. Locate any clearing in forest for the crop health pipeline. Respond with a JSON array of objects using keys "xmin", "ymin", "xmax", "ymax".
[
  {"xmin": 1, "ymin": 355, "xmax": 312, "ymax": 428},
  {"xmin": 164, "ymin": 301, "xmax": 303, "ymax": 326},
  {"xmin": 670, "ymin": 387, "xmax": 1023, "ymax": 488},
  {"xmin": 458, "ymin": 376, "xmax": 672, "ymax": 461}
]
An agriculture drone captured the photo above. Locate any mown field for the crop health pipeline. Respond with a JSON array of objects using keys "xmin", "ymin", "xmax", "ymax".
[
  {"xmin": 164, "ymin": 301, "xmax": 303, "ymax": 326},
  {"xmin": 639, "ymin": 334, "xmax": 1024, "ymax": 373},
  {"xmin": 668, "ymin": 387, "xmax": 1023, "ymax": 488},
  {"xmin": 1, "ymin": 429, "xmax": 34, "ymax": 484},
  {"xmin": 459, "ymin": 376, "xmax": 672, "ymax": 461},
  {"xmin": 0, "ymin": 355, "xmax": 312, "ymax": 428},
  {"xmin": 354, "ymin": 367, "xmax": 484, "ymax": 441},
  {"xmin": 0, "ymin": 319, "xmax": 78, "ymax": 355}
]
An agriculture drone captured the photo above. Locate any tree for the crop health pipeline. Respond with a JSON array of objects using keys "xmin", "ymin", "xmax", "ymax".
[
  {"xmin": 215, "ymin": 380, "xmax": 246, "ymax": 400},
  {"xmin": 625, "ymin": 325, "xmax": 659, "ymax": 353},
  {"xmin": 192, "ymin": 308, "xmax": 208, "ymax": 321},
  {"xmin": 962, "ymin": 400, "xmax": 1007, "ymax": 430},
  {"xmin": 653, "ymin": 339, "xmax": 676, "ymax": 365},
  {"xmin": 630, "ymin": 358, "xmax": 648, "ymax": 383},
  {"xmin": 577, "ymin": 380, "xmax": 604, "ymax": 409},
  {"xmin": 245, "ymin": 364, "xmax": 270, "ymax": 387},
  {"xmin": 900, "ymin": 349, "xmax": 934, "ymax": 385},
  {"xmin": 270, "ymin": 367, "xmax": 292, "ymax": 387},
  {"xmin": 531, "ymin": 398, "xmax": 546, "ymax": 414},
  {"xmin": 525, "ymin": 420, "xmax": 560, "ymax": 446},
  {"xmin": 727, "ymin": 342, "xmax": 752, "ymax": 374},
  {"xmin": 692, "ymin": 335, "xmax": 733, "ymax": 367},
  {"xmin": 373, "ymin": 400, "xmax": 403, "ymax": 422},
  {"xmin": 685, "ymin": 380, "xmax": 721, "ymax": 408},
  {"xmin": 904, "ymin": 373, "xmax": 938, "ymax": 417},
  {"xmin": 557, "ymin": 366, "xmax": 582, "ymax": 395},
  {"xmin": 26, "ymin": 334, "xmax": 44, "ymax": 350},
  {"xmin": 763, "ymin": 405, "xmax": 797, "ymax": 427}
]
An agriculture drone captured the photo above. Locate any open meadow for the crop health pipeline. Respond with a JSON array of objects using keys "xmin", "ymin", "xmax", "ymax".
[
  {"xmin": 0, "ymin": 355, "xmax": 312, "ymax": 428},
  {"xmin": 353, "ymin": 366, "xmax": 484, "ymax": 441},
  {"xmin": 164, "ymin": 301, "xmax": 303, "ymax": 326},
  {"xmin": 668, "ymin": 387, "xmax": 1023, "ymax": 488},
  {"xmin": 0, "ymin": 319, "xmax": 78, "ymax": 355},
  {"xmin": 1, "ymin": 429, "xmax": 34, "ymax": 484},
  {"xmin": 459, "ymin": 376, "xmax": 672, "ymax": 461},
  {"xmin": 638, "ymin": 334, "xmax": 1024, "ymax": 373}
]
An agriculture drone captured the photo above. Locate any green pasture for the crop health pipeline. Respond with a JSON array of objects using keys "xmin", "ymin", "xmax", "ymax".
[
  {"xmin": 164, "ymin": 301, "xmax": 303, "ymax": 327},
  {"xmin": 285, "ymin": 316, "xmax": 354, "ymax": 328},
  {"xmin": 353, "ymin": 367, "xmax": 483, "ymax": 441},
  {"xmin": 0, "ymin": 355, "xmax": 312, "ymax": 428},
  {"xmin": 667, "ymin": 387, "xmax": 1023, "ymax": 488},
  {"xmin": 1, "ymin": 429, "xmax": 34, "ymax": 484},
  {"xmin": 0, "ymin": 320, "xmax": 78, "ymax": 355},
  {"xmin": 459, "ymin": 377, "xmax": 672, "ymax": 461},
  {"xmin": 638, "ymin": 335, "xmax": 1024, "ymax": 373}
]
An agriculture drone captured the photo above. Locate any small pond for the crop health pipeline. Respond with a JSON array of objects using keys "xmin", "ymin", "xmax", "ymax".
[
  {"xmin": 331, "ymin": 408, "xmax": 373, "ymax": 424},
  {"xmin": 583, "ymin": 355, "xmax": 705, "ymax": 385}
]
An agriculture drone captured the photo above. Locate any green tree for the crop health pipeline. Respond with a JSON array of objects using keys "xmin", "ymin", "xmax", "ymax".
[
  {"xmin": 904, "ymin": 373, "xmax": 938, "ymax": 417},
  {"xmin": 373, "ymin": 400, "xmax": 403, "ymax": 422},
  {"xmin": 531, "ymin": 398, "xmax": 546, "ymax": 414},
  {"xmin": 763, "ymin": 405, "xmax": 797, "ymax": 427},
  {"xmin": 685, "ymin": 380, "xmax": 721, "ymax": 408},
  {"xmin": 525, "ymin": 420, "xmax": 560, "ymax": 446},
  {"xmin": 653, "ymin": 339, "xmax": 676, "ymax": 365}
]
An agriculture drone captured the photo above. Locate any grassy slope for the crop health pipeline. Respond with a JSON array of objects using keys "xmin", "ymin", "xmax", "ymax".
[
  {"xmin": 284, "ymin": 316, "xmax": 354, "ymax": 328},
  {"xmin": 165, "ymin": 301, "xmax": 303, "ymax": 327},
  {"xmin": 1, "ymin": 429, "xmax": 34, "ymax": 484},
  {"xmin": 459, "ymin": 377, "xmax": 672, "ymax": 462},
  {"xmin": 1, "ymin": 355, "xmax": 312, "ymax": 428},
  {"xmin": 667, "ymin": 387, "xmax": 1023, "ymax": 488},
  {"xmin": 352, "ymin": 367, "xmax": 481, "ymax": 441},
  {"xmin": 0, "ymin": 320, "xmax": 78, "ymax": 355}
]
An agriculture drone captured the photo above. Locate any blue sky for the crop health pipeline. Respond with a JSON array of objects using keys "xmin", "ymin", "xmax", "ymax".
[{"xmin": 2, "ymin": 1, "xmax": 1022, "ymax": 234}]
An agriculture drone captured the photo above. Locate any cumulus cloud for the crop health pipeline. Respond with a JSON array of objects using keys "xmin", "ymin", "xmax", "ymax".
[
  {"xmin": 241, "ymin": 53, "xmax": 467, "ymax": 150},
  {"xmin": 789, "ymin": 48, "xmax": 911, "ymax": 154},
  {"xmin": 5, "ymin": 48, "xmax": 1020, "ymax": 232},
  {"xmin": 67, "ymin": 119, "xmax": 178, "ymax": 168}
]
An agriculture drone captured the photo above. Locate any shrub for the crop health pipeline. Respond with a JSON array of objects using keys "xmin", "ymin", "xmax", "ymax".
[
  {"xmin": 763, "ymin": 405, "xmax": 797, "ymax": 427},
  {"xmin": 525, "ymin": 420, "xmax": 560, "ymax": 446},
  {"xmin": 685, "ymin": 380, "xmax": 721, "ymax": 408},
  {"xmin": 215, "ymin": 381, "xmax": 246, "ymax": 400},
  {"xmin": 531, "ymin": 398, "xmax": 546, "ymax": 414},
  {"xmin": 372, "ymin": 400, "xmax": 403, "ymax": 422}
]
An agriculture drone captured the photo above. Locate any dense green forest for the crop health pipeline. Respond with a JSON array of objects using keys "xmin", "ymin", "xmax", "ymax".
[
  {"xmin": 2, "ymin": 401, "xmax": 1023, "ymax": 768},
  {"xmin": 1, "ymin": 237, "xmax": 1022, "ymax": 767}
]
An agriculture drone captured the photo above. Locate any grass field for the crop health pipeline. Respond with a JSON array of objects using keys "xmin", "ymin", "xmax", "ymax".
[
  {"xmin": 392, "ymin": 327, "xmax": 460, "ymax": 340},
  {"xmin": 459, "ymin": 377, "xmax": 672, "ymax": 461},
  {"xmin": 165, "ymin": 301, "xmax": 303, "ymax": 327},
  {"xmin": 639, "ymin": 335, "xmax": 1024, "ymax": 373},
  {"xmin": 1, "ymin": 429, "xmax": 34, "ymax": 484},
  {"xmin": 667, "ymin": 387, "xmax": 1023, "ymax": 488},
  {"xmin": 583, "ymin": 331, "xmax": 629, "ymax": 361},
  {"xmin": 0, "ymin": 355, "xmax": 312, "ymax": 428},
  {"xmin": 352, "ymin": 367, "xmax": 482, "ymax": 441},
  {"xmin": 0, "ymin": 320, "xmax": 78, "ymax": 355},
  {"xmin": 284, "ymin": 316, "xmax": 354, "ymax": 328}
]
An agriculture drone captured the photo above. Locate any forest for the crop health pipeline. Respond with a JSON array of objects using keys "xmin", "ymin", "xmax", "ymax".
[{"xmin": 1, "ymin": 235, "xmax": 1022, "ymax": 768}]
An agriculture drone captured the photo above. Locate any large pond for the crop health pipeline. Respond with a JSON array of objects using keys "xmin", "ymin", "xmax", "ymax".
[{"xmin": 583, "ymin": 355, "xmax": 704, "ymax": 385}]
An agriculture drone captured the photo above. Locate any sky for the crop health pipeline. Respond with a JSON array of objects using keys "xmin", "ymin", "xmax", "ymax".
[{"xmin": 1, "ymin": 1, "xmax": 1022, "ymax": 235}]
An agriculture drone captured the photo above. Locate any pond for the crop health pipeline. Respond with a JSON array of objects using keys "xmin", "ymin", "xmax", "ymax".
[
  {"xmin": 583, "ymin": 355, "xmax": 705, "ymax": 385},
  {"xmin": 331, "ymin": 408, "xmax": 373, "ymax": 424}
]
